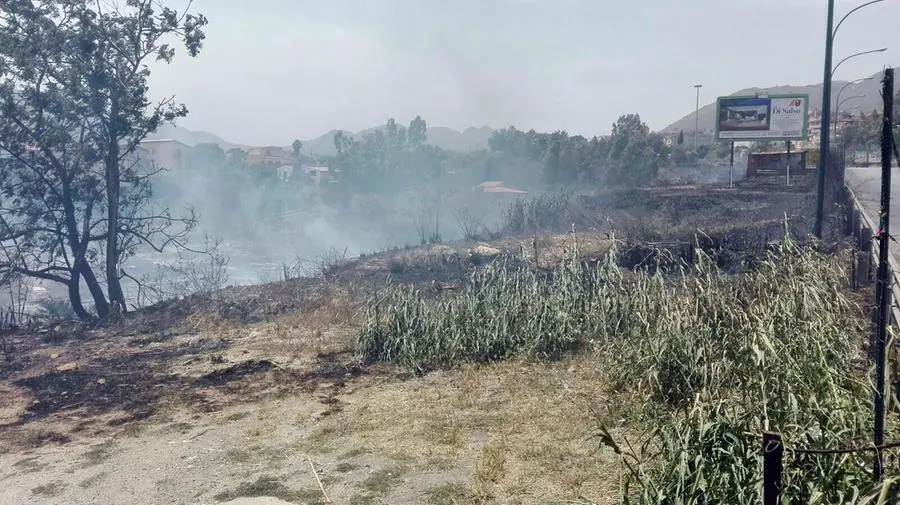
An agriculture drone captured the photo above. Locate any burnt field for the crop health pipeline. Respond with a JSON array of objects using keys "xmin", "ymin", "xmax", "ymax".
[{"xmin": 0, "ymin": 171, "xmax": 870, "ymax": 505}]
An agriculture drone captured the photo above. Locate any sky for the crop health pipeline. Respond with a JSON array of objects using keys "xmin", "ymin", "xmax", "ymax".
[{"xmin": 147, "ymin": 0, "xmax": 900, "ymax": 146}]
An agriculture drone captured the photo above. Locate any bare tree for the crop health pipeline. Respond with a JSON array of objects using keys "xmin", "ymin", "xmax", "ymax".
[{"xmin": 453, "ymin": 207, "xmax": 486, "ymax": 241}]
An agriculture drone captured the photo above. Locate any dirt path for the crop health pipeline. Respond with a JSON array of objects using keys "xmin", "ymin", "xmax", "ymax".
[{"xmin": 0, "ymin": 354, "xmax": 617, "ymax": 505}]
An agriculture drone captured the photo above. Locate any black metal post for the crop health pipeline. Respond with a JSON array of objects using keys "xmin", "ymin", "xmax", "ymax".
[
  {"xmin": 763, "ymin": 431, "xmax": 783, "ymax": 505},
  {"xmin": 729, "ymin": 141, "xmax": 735, "ymax": 188},
  {"xmin": 873, "ymin": 67, "xmax": 893, "ymax": 481},
  {"xmin": 814, "ymin": 0, "xmax": 835, "ymax": 238}
]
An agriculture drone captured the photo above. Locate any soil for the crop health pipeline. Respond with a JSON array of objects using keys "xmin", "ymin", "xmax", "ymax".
[{"xmin": 0, "ymin": 174, "xmax": 849, "ymax": 505}]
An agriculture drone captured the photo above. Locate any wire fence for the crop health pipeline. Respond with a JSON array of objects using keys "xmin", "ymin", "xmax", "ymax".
[{"xmin": 763, "ymin": 431, "xmax": 900, "ymax": 504}]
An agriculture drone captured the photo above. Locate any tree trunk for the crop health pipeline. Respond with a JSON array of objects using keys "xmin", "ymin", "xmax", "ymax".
[
  {"xmin": 60, "ymin": 170, "xmax": 109, "ymax": 320},
  {"xmin": 81, "ymin": 262, "xmax": 109, "ymax": 320},
  {"xmin": 105, "ymin": 100, "xmax": 126, "ymax": 314},
  {"xmin": 66, "ymin": 266, "xmax": 91, "ymax": 321}
]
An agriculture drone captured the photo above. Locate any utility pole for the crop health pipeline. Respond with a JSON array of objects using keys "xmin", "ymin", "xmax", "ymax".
[
  {"xmin": 873, "ymin": 67, "xmax": 893, "ymax": 482},
  {"xmin": 814, "ymin": 0, "xmax": 835, "ymax": 238},
  {"xmin": 694, "ymin": 84, "xmax": 703, "ymax": 150}
]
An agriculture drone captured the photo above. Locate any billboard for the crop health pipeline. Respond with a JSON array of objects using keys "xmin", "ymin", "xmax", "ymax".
[{"xmin": 715, "ymin": 94, "xmax": 809, "ymax": 141}]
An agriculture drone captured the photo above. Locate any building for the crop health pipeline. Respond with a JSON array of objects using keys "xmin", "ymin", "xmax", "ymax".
[
  {"xmin": 137, "ymin": 139, "xmax": 190, "ymax": 171},
  {"xmin": 276, "ymin": 164, "xmax": 294, "ymax": 182},
  {"xmin": 246, "ymin": 146, "xmax": 293, "ymax": 166},
  {"xmin": 303, "ymin": 165, "xmax": 330, "ymax": 186},
  {"xmin": 474, "ymin": 181, "xmax": 528, "ymax": 195}
]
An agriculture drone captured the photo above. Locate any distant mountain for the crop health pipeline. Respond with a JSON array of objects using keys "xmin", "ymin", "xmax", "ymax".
[
  {"xmin": 302, "ymin": 125, "xmax": 495, "ymax": 156},
  {"xmin": 301, "ymin": 129, "xmax": 343, "ymax": 157},
  {"xmin": 150, "ymin": 123, "xmax": 495, "ymax": 157},
  {"xmin": 428, "ymin": 126, "xmax": 494, "ymax": 152},
  {"xmin": 145, "ymin": 124, "xmax": 246, "ymax": 150},
  {"xmin": 662, "ymin": 68, "xmax": 897, "ymax": 137}
]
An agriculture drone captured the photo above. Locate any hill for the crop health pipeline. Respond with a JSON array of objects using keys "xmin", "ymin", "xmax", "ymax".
[
  {"xmin": 149, "ymin": 124, "xmax": 495, "ymax": 157},
  {"xmin": 145, "ymin": 124, "xmax": 246, "ymax": 150},
  {"xmin": 661, "ymin": 68, "xmax": 897, "ymax": 136},
  {"xmin": 302, "ymin": 125, "xmax": 495, "ymax": 156}
]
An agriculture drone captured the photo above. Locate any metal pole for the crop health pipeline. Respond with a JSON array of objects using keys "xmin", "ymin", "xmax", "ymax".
[
  {"xmin": 786, "ymin": 140, "xmax": 792, "ymax": 186},
  {"xmin": 729, "ymin": 141, "xmax": 735, "ymax": 188},
  {"xmin": 814, "ymin": 0, "xmax": 835, "ymax": 238},
  {"xmin": 762, "ymin": 431, "xmax": 783, "ymax": 505},
  {"xmin": 873, "ymin": 67, "xmax": 893, "ymax": 482}
]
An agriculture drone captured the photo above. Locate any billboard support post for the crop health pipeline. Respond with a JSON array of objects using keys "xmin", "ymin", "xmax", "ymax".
[
  {"xmin": 729, "ymin": 141, "xmax": 735, "ymax": 188},
  {"xmin": 786, "ymin": 140, "xmax": 792, "ymax": 187}
]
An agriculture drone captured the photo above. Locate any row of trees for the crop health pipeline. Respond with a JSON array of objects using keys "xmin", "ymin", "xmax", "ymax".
[
  {"xmin": 0, "ymin": 0, "xmax": 207, "ymax": 319},
  {"xmin": 486, "ymin": 114, "xmax": 670, "ymax": 186},
  {"xmin": 330, "ymin": 116, "xmax": 446, "ymax": 193},
  {"xmin": 327, "ymin": 114, "xmax": 713, "ymax": 193}
]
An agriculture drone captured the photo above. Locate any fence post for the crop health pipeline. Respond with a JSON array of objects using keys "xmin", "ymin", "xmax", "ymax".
[
  {"xmin": 873, "ymin": 67, "xmax": 894, "ymax": 482},
  {"xmin": 763, "ymin": 431, "xmax": 783, "ymax": 505},
  {"xmin": 858, "ymin": 226, "xmax": 873, "ymax": 287}
]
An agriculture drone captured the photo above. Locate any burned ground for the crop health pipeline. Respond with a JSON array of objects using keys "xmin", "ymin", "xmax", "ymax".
[{"xmin": 0, "ymin": 172, "xmax": 854, "ymax": 505}]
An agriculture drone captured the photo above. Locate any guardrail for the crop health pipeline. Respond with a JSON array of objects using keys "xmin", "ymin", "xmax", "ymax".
[{"xmin": 844, "ymin": 185, "xmax": 900, "ymax": 328}]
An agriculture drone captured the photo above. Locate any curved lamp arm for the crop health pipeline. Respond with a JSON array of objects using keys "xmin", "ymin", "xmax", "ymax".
[
  {"xmin": 833, "ymin": 0, "xmax": 887, "ymax": 40},
  {"xmin": 832, "ymin": 48, "xmax": 887, "ymax": 77}
]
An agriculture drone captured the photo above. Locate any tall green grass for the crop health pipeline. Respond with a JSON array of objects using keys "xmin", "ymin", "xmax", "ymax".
[{"xmin": 356, "ymin": 233, "xmax": 898, "ymax": 503}]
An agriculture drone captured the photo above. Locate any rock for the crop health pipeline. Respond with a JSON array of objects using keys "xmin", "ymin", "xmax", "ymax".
[
  {"xmin": 56, "ymin": 362, "xmax": 77, "ymax": 372},
  {"xmin": 469, "ymin": 244, "xmax": 501, "ymax": 264}
]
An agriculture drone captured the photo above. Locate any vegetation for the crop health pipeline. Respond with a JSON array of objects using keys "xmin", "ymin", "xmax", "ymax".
[
  {"xmin": 357, "ymin": 231, "xmax": 899, "ymax": 503},
  {"xmin": 0, "ymin": 0, "xmax": 207, "ymax": 319}
]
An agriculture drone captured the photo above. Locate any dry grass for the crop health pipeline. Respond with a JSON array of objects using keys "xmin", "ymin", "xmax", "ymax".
[
  {"xmin": 212, "ymin": 475, "xmax": 322, "ymax": 503},
  {"xmin": 299, "ymin": 354, "xmax": 617, "ymax": 504},
  {"xmin": 81, "ymin": 439, "xmax": 116, "ymax": 467},
  {"xmin": 32, "ymin": 480, "xmax": 66, "ymax": 497}
]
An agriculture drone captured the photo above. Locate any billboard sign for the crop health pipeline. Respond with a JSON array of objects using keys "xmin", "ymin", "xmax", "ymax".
[{"xmin": 715, "ymin": 94, "xmax": 809, "ymax": 141}]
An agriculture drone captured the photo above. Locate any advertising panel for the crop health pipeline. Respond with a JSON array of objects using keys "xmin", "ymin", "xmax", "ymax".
[{"xmin": 715, "ymin": 94, "xmax": 809, "ymax": 141}]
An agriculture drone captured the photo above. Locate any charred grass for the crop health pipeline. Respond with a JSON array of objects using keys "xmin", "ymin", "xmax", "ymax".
[{"xmin": 0, "ymin": 178, "xmax": 867, "ymax": 504}]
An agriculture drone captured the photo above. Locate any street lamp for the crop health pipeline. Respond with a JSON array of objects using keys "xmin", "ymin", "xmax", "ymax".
[
  {"xmin": 814, "ymin": 0, "xmax": 888, "ymax": 238},
  {"xmin": 834, "ymin": 94, "xmax": 865, "ymax": 132},
  {"xmin": 832, "ymin": 48, "xmax": 887, "ymax": 78},
  {"xmin": 834, "ymin": 77, "xmax": 874, "ymax": 122},
  {"xmin": 694, "ymin": 84, "xmax": 703, "ymax": 150}
]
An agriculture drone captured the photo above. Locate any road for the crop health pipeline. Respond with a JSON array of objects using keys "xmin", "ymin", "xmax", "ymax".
[{"xmin": 845, "ymin": 163, "xmax": 900, "ymax": 260}]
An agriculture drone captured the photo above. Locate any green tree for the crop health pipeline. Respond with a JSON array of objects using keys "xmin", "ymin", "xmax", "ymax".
[
  {"xmin": 605, "ymin": 114, "xmax": 663, "ymax": 186},
  {"xmin": 291, "ymin": 139, "xmax": 303, "ymax": 158},
  {"xmin": 408, "ymin": 115, "xmax": 427, "ymax": 148},
  {"xmin": 0, "ymin": 0, "xmax": 207, "ymax": 319},
  {"xmin": 677, "ymin": 130, "xmax": 684, "ymax": 146},
  {"xmin": 227, "ymin": 148, "xmax": 248, "ymax": 165},
  {"xmin": 74, "ymin": 0, "xmax": 206, "ymax": 314},
  {"xmin": 188, "ymin": 143, "xmax": 226, "ymax": 168},
  {"xmin": 894, "ymin": 89, "xmax": 900, "ymax": 126}
]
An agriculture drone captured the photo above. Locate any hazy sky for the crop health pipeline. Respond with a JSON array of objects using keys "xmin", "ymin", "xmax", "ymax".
[{"xmin": 148, "ymin": 0, "xmax": 899, "ymax": 146}]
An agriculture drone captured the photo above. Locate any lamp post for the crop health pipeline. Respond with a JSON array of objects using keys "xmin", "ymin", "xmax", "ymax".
[
  {"xmin": 694, "ymin": 84, "xmax": 703, "ymax": 150},
  {"xmin": 814, "ymin": 0, "xmax": 888, "ymax": 238},
  {"xmin": 834, "ymin": 94, "xmax": 865, "ymax": 133},
  {"xmin": 834, "ymin": 77, "xmax": 874, "ymax": 129}
]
